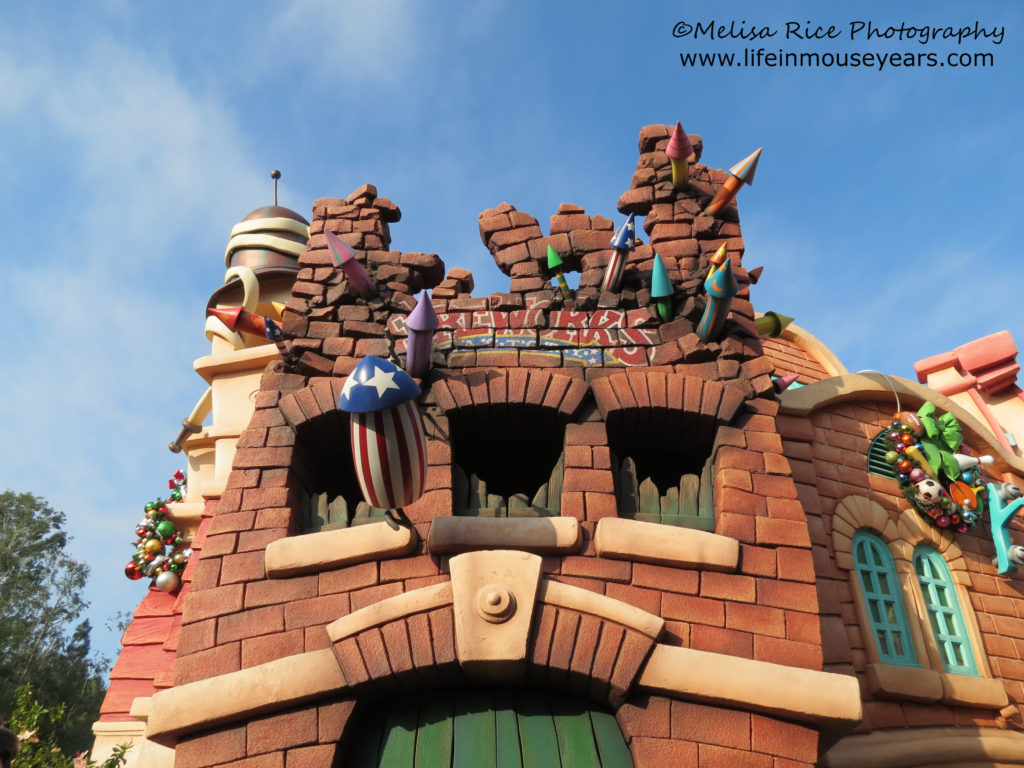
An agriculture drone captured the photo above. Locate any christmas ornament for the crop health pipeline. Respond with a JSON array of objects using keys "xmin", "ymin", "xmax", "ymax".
[
  {"xmin": 874, "ymin": 404, "xmax": 992, "ymax": 535},
  {"xmin": 124, "ymin": 471, "xmax": 190, "ymax": 591}
]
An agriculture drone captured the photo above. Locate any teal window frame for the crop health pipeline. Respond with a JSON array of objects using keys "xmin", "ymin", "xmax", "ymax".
[
  {"xmin": 852, "ymin": 531, "xmax": 919, "ymax": 667},
  {"xmin": 913, "ymin": 545, "xmax": 979, "ymax": 676}
]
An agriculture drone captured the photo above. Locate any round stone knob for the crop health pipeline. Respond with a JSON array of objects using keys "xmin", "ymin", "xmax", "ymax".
[{"xmin": 476, "ymin": 584, "xmax": 516, "ymax": 623}]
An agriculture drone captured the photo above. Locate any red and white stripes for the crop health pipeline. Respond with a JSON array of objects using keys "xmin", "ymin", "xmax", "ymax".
[{"xmin": 350, "ymin": 399, "xmax": 426, "ymax": 509}]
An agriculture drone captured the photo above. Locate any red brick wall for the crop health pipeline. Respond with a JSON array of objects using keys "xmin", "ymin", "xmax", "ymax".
[
  {"xmin": 167, "ymin": 126, "xmax": 827, "ymax": 767},
  {"xmin": 779, "ymin": 398, "xmax": 1024, "ymax": 735}
]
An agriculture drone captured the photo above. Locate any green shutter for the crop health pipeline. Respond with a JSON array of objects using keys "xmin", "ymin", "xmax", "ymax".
[
  {"xmin": 913, "ymin": 545, "xmax": 978, "ymax": 676},
  {"xmin": 867, "ymin": 430, "xmax": 897, "ymax": 479},
  {"xmin": 852, "ymin": 531, "xmax": 918, "ymax": 666}
]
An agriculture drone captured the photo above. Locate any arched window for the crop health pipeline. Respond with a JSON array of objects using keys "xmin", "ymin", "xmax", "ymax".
[
  {"xmin": 852, "ymin": 531, "xmax": 918, "ymax": 667},
  {"xmin": 913, "ymin": 545, "xmax": 979, "ymax": 676}
]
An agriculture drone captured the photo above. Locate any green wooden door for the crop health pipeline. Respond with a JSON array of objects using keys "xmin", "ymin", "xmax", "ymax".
[{"xmin": 345, "ymin": 688, "xmax": 634, "ymax": 768}]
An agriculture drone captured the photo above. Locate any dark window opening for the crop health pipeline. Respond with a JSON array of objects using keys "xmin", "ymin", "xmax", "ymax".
[
  {"xmin": 607, "ymin": 407, "xmax": 716, "ymax": 530},
  {"xmin": 292, "ymin": 413, "xmax": 388, "ymax": 532},
  {"xmin": 450, "ymin": 404, "xmax": 566, "ymax": 517}
]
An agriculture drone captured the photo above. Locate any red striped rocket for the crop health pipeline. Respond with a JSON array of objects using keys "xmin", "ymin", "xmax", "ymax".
[
  {"xmin": 338, "ymin": 356, "xmax": 426, "ymax": 510},
  {"xmin": 602, "ymin": 214, "xmax": 636, "ymax": 294}
]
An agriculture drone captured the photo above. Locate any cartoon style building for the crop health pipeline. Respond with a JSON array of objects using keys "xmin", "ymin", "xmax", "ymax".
[{"xmin": 92, "ymin": 125, "xmax": 1024, "ymax": 768}]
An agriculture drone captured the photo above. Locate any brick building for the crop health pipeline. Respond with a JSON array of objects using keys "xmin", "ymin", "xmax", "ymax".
[{"xmin": 92, "ymin": 125, "xmax": 1024, "ymax": 767}]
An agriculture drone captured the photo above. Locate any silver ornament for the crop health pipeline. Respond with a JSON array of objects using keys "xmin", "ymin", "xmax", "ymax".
[{"xmin": 154, "ymin": 570, "xmax": 180, "ymax": 592}]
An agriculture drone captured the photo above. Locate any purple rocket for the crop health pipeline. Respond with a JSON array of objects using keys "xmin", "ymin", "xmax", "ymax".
[{"xmin": 405, "ymin": 291, "xmax": 438, "ymax": 378}]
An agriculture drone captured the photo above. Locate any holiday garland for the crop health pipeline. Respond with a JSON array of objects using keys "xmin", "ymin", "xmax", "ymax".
[
  {"xmin": 879, "ymin": 403, "xmax": 991, "ymax": 533},
  {"xmin": 124, "ymin": 470, "xmax": 191, "ymax": 592}
]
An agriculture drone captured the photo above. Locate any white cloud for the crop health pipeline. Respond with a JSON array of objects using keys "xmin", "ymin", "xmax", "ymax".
[
  {"xmin": 0, "ymin": 25, "xmax": 276, "ymax": 666},
  {"xmin": 271, "ymin": 0, "xmax": 426, "ymax": 85}
]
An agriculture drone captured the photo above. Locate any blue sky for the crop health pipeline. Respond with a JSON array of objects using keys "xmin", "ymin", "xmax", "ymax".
[{"xmin": 0, "ymin": 0, "xmax": 1020, "ymax": 670}]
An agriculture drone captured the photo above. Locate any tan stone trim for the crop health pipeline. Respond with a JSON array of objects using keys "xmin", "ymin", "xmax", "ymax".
[
  {"xmin": 822, "ymin": 727, "xmax": 1024, "ymax": 768},
  {"xmin": 92, "ymin": 720, "xmax": 147, "ymax": 737},
  {"xmin": 128, "ymin": 696, "xmax": 152, "ymax": 721},
  {"xmin": 228, "ymin": 217, "xmax": 311, "ymax": 239},
  {"xmin": 450, "ymin": 551, "xmax": 542, "ymax": 679},
  {"xmin": 428, "ymin": 516, "xmax": 582, "ymax": 555},
  {"xmin": 538, "ymin": 578, "xmax": 665, "ymax": 639},
  {"xmin": 866, "ymin": 663, "xmax": 943, "ymax": 702},
  {"xmin": 941, "ymin": 673, "xmax": 1009, "ymax": 709},
  {"xmin": 165, "ymin": 502, "xmax": 205, "ymax": 541},
  {"xmin": 145, "ymin": 649, "xmax": 345, "ymax": 746},
  {"xmin": 223, "ymin": 233, "xmax": 308, "ymax": 265},
  {"xmin": 593, "ymin": 517, "xmax": 739, "ymax": 572},
  {"xmin": 265, "ymin": 521, "xmax": 418, "ymax": 577},
  {"xmin": 326, "ymin": 582, "xmax": 453, "ymax": 642},
  {"xmin": 779, "ymin": 322, "xmax": 849, "ymax": 378},
  {"xmin": 897, "ymin": 560, "xmax": 945, "ymax": 671},
  {"xmin": 895, "ymin": 509, "xmax": 971, "ymax": 585},
  {"xmin": 778, "ymin": 373, "xmax": 1024, "ymax": 477},
  {"xmin": 637, "ymin": 644, "xmax": 862, "ymax": 726},
  {"xmin": 193, "ymin": 344, "xmax": 280, "ymax": 384}
]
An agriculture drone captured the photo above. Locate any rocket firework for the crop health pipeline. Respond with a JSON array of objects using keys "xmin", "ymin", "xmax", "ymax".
[
  {"xmin": 405, "ymin": 290, "xmax": 438, "ymax": 378},
  {"xmin": 325, "ymin": 228, "xmax": 378, "ymax": 299},
  {"xmin": 705, "ymin": 147, "xmax": 762, "ymax": 217},
  {"xmin": 696, "ymin": 257, "xmax": 738, "ymax": 342},
  {"xmin": 650, "ymin": 254, "xmax": 673, "ymax": 322},
  {"xmin": 755, "ymin": 311, "xmax": 794, "ymax": 338},
  {"xmin": 666, "ymin": 121, "xmax": 695, "ymax": 189},
  {"xmin": 602, "ymin": 214, "xmax": 636, "ymax": 293},
  {"xmin": 206, "ymin": 306, "xmax": 291, "ymax": 360},
  {"xmin": 547, "ymin": 245, "xmax": 573, "ymax": 301}
]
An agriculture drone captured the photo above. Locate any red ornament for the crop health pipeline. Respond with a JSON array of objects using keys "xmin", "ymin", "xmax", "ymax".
[
  {"xmin": 124, "ymin": 562, "xmax": 143, "ymax": 580},
  {"xmin": 897, "ymin": 459, "xmax": 913, "ymax": 473},
  {"xmin": 900, "ymin": 433, "xmax": 915, "ymax": 446}
]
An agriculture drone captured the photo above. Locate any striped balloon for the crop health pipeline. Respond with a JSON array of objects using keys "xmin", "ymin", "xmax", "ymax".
[{"xmin": 350, "ymin": 399, "xmax": 427, "ymax": 509}]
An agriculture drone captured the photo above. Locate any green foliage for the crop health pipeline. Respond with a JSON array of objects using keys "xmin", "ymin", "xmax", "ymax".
[
  {"xmin": 0, "ymin": 492, "xmax": 107, "ymax": 754},
  {"xmin": 6, "ymin": 686, "xmax": 128, "ymax": 768}
]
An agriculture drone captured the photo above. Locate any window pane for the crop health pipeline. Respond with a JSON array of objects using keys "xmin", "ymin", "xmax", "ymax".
[
  {"xmin": 878, "ymin": 572, "xmax": 890, "ymax": 595},
  {"xmin": 870, "ymin": 601, "xmax": 882, "ymax": 624},
  {"xmin": 854, "ymin": 531, "xmax": 917, "ymax": 667},
  {"xmin": 914, "ymin": 546, "xmax": 978, "ymax": 676}
]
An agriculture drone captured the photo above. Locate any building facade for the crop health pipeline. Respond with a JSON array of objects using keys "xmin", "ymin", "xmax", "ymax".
[{"xmin": 94, "ymin": 125, "xmax": 1024, "ymax": 767}]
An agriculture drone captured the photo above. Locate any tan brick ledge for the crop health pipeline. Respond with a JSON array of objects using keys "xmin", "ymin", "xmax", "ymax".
[
  {"xmin": 594, "ymin": 517, "xmax": 739, "ymax": 572},
  {"xmin": 637, "ymin": 644, "xmax": 862, "ymax": 727},
  {"xmin": 428, "ymin": 516, "xmax": 582, "ymax": 555},
  {"xmin": 193, "ymin": 344, "xmax": 280, "ymax": 383},
  {"xmin": 265, "ymin": 520, "xmax": 417, "ymax": 577},
  {"xmin": 940, "ymin": 672, "xmax": 1009, "ymax": 709},
  {"xmin": 538, "ymin": 578, "xmax": 664, "ymax": 639},
  {"xmin": 145, "ymin": 649, "xmax": 345, "ymax": 746},
  {"xmin": 821, "ymin": 726, "xmax": 1024, "ymax": 768},
  {"xmin": 327, "ymin": 581, "xmax": 453, "ymax": 642}
]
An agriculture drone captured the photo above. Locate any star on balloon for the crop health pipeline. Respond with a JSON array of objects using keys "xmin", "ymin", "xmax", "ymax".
[{"xmin": 363, "ymin": 366, "xmax": 400, "ymax": 397}]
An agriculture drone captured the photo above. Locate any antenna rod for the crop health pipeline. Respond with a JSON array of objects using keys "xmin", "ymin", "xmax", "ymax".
[{"xmin": 271, "ymin": 169, "xmax": 281, "ymax": 206}]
